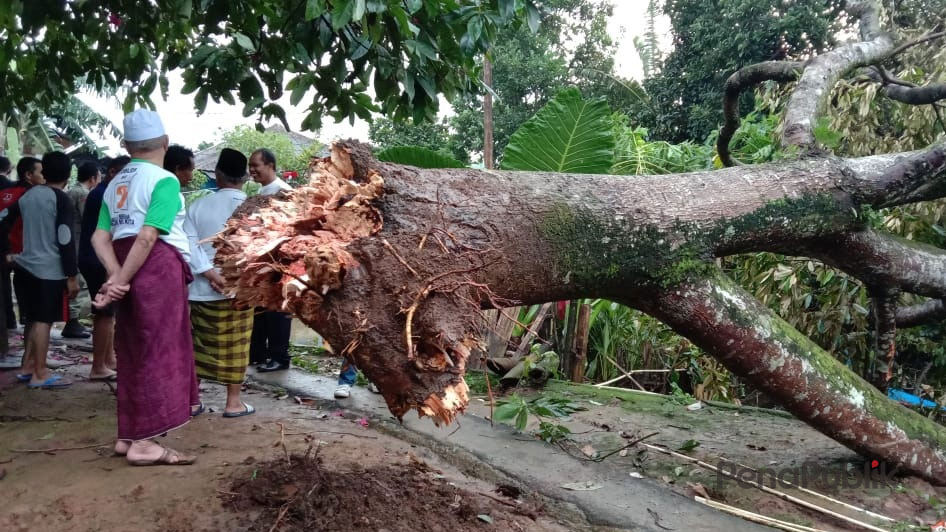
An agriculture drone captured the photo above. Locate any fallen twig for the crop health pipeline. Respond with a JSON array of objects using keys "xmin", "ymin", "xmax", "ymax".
[
  {"xmin": 268, "ymin": 496, "xmax": 296, "ymax": 532},
  {"xmin": 559, "ymin": 432, "xmax": 659, "ymax": 463},
  {"xmin": 477, "ymin": 491, "xmax": 539, "ymax": 521},
  {"xmin": 276, "ymin": 422, "xmax": 291, "ymax": 466},
  {"xmin": 12, "ymin": 442, "xmax": 111, "ymax": 454},
  {"xmin": 647, "ymin": 508, "xmax": 674, "ymax": 530},
  {"xmin": 282, "ymin": 430, "xmax": 377, "ymax": 439}
]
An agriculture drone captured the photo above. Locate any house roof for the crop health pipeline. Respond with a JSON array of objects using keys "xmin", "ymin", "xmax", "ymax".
[{"xmin": 193, "ymin": 125, "xmax": 321, "ymax": 171}]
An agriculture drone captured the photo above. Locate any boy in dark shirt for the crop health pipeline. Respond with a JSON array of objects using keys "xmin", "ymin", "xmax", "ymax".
[{"xmin": 8, "ymin": 152, "xmax": 79, "ymax": 388}]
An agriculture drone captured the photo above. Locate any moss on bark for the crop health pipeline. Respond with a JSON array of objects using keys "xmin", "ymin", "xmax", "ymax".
[{"xmin": 540, "ymin": 192, "xmax": 855, "ymax": 289}]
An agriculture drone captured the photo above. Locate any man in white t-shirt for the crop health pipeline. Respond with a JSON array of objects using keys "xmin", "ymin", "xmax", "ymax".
[
  {"xmin": 184, "ymin": 147, "xmax": 255, "ymax": 418},
  {"xmin": 247, "ymin": 148, "xmax": 292, "ymax": 372},
  {"xmin": 91, "ymin": 109, "xmax": 200, "ymax": 467}
]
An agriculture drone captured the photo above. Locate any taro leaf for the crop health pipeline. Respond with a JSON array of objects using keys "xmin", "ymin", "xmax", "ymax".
[
  {"xmin": 492, "ymin": 401, "xmax": 523, "ymax": 422},
  {"xmin": 501, "ymin": 87, "xmax": 614, "ymax": 174},
  {"xmin": 376, "ymin": 146, "xmax": 466, "ymax": 169}
]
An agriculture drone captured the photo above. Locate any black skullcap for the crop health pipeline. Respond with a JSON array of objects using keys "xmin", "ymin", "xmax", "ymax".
[{"xmin": 216, "ymin": 147, "xmax": 247, "ymax": 178}]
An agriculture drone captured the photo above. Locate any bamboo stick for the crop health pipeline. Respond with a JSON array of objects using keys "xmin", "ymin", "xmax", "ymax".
[
  {"xmin": 645, "ymin": 441, "xmax": 894, "ymax": 523},
  {"xmin": 695, "ymin": 496, "xmax": 827, "ymax": 532},
  {"xmin": 643, "ymin": 444, "xmax": 890, "ymax": 532}
]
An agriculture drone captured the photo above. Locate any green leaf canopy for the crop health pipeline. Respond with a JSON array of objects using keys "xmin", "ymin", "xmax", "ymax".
[
  {"xmin": 376, "ymin": 146, "xmax": 465, "ymax": 169},
  {"xmin": 501, "ymin": 88, "xmax": 614, "ymax": 174}
]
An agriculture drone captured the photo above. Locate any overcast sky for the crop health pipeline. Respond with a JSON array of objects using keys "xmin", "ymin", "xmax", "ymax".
[{"xmin": 78, "ymin": 3, "xmax": 669, "ymax": 155}]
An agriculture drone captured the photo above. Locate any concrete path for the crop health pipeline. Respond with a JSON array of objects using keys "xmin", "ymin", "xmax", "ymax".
[{"xmin": 251, "ymin": 367, "xmax": 770, "ymax": 532}]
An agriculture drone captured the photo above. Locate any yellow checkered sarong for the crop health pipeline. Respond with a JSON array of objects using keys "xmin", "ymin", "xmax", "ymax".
[{"xmin": 190, "ymin": 300, "xmax": 253, "ymax": 385}]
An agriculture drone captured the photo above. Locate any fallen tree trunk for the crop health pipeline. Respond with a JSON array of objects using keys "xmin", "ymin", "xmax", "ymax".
[{"xmin": 214, "ymin": 140, "xmax": 946, "ymax": 484}]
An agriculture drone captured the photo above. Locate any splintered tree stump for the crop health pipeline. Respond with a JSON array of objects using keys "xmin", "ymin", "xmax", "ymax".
[{"xmin": 213, "ymin": 139, "xmax": 946, "ymax": 485}]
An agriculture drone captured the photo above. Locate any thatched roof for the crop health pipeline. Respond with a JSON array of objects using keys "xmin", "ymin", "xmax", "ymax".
[{"xmin": 193, "ymin": 125, "xmax": 322, "ymax": 171}]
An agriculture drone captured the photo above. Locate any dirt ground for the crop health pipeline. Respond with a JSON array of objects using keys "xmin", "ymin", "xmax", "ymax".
[
  {"xmin": 488, "ymin": 381, "xmax": 946, "ymax": 531},
  {"xmin": 6, "ymin": 336, "xmax": 946, "ymax": 532},
  {"xmin": 0, "ymin": 343, "xmax": 582, "ymax": 532}
]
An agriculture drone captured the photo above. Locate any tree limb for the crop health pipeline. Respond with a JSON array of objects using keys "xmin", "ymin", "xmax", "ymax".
[
  {"xmin": 782, "ymin": 1, "xmax": 895, "ymax": 149},
  {"xmin": 788, "ymin": 228, "xmax": 946, "ymax": 300},
  {"xmin": 632, "ymin": 271, "xmax": 946, "ymax": 485},
  {"xmin": 896, "ymin": 298, "xmax": 946, "ymax": 328},
  {"xmin": 883, "ymin": 82, "xmax": 946, "ymax": 105},
  {"xmin": 717, "ymin": 61, "xmax": 803, "ymax": 167},
  {"xmin": 882, "ymin": 29, "xmax": 946, "ymax": 62}
]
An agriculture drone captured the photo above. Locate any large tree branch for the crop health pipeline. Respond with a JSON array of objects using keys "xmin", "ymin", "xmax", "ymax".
[
  {"xmin": 897, "ymin": 298, "xmax": 946, "ymax": 328},
  {"xmin": 787, "ymin": 228, "xmax": 946, "ymax": 300},
  {"xmin": 717, "ymin": 61, "xmax": 803, "ymax": 168},
  {"xmin": 782, "ymin": 1, "xmax": 895, "ymax": 150},
  {"xmin": 883, "ymin": 82, "xmax": 946, "ymax": 105},
  {"xmin": 633, "ymin": 271, "xmax": 946, "ymax": 485}
]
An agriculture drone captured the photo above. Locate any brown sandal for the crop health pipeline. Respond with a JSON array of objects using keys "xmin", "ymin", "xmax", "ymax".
[{"xmin": 127, "ymin": 446, "xmax": 196, "ymax": 466}]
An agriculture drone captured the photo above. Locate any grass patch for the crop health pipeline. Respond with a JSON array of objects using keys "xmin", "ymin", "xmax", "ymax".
[{"xmin": 465, "ymin": 372, "xmax": 500, "ymax": 395}]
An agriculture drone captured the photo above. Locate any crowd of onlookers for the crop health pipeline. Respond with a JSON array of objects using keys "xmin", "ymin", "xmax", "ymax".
[{"xmin": 0, "ymin": 109, "xmax": 374, "ymax": 466}]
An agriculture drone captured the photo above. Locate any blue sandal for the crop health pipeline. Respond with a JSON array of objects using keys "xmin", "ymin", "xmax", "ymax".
[
  {"xmin": 27, "ymin": 374, "xmax": 72, "ymax": 389},
  {"xmin": 222, "ymin": 403, "xmax": 255, "ymax": 418},
  {"xmin": 16, "ymin": 373, "xmax": 32, "ymax": 383}
]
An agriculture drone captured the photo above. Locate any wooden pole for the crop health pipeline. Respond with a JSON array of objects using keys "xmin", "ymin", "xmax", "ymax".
[
  {"xmin": 483, "ymin": 57, "xmax": 494, "ymax": 169},
  {"xmin": 571, "ymin": 303, "xmax": 591, "ymax": 382}
]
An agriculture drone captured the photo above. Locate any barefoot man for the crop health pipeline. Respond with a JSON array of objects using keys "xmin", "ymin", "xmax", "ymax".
[{"xmin": 91, "ymin": 110, "xmax": 200, "ymax": 466}]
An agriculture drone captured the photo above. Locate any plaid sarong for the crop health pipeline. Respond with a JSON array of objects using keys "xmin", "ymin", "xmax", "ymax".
[{"xmin": 190, "ymin": 300, "xmax": 253, "ymax": 385}]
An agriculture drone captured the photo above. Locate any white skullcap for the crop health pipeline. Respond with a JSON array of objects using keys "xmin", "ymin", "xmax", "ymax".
[{"xmin": 123, "ymin": 109, "xmax": 166, "ymax": 141}]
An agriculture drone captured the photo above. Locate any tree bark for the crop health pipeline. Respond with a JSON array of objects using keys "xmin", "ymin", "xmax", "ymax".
[
  {"xmin": 571, "ymin": 303, "xmax": 591, "ymax": 383},
  {"xmin": 214, "ymin": 141, "xmax": 946, "ymax": 485},
  {"xmin": 483, "ymin": 58, "xmax": 494, "ymax": 169}
]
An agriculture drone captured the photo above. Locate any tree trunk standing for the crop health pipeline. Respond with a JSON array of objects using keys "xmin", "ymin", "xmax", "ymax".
[
  {"xmin": 215, "ymin": 140, "xmax": 946, "ymax": 484},
  {"xmin": 869, "ymin": 287, "xmax": 900, "ymax": 391},
  {"xmin": 482, "ymin": 58, "xmax": 494, "ymax": 169},
  {"xmin": 571, "ymin": 303, "xmax": 591, "ymax": 383}
]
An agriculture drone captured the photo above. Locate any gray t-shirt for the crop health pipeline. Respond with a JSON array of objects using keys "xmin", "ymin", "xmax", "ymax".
[{"xmin": 9, "ymin": 186, "xmax": 77, "ymax": 280}]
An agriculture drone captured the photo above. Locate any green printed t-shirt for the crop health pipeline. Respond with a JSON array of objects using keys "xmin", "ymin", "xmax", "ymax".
[{"xmin": 97, "ymin": 159, "xmax": 190, "ymax": 261}]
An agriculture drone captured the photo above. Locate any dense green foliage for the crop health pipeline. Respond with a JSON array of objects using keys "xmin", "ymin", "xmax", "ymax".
[
  {"xmin": 368, "ymin": 116, "xmax": 461, "ymax": 161},
  {"xmin": 634, "ymin": 0, "xmax": 845, "ymax": 143},
  {"xmin": 369, "ymin": 0, "xmax": 639, "ymax": 163},
  {"xmin": 1, "ymin": 0, "xmax": 539, "ymax": 131},
  {"xmin": 220, "ymin": 125, "xmax": 323, "ymax": 175},
  {"xmin": 375, "ymin": 145, "xmax": 466, "ymax": 168}
]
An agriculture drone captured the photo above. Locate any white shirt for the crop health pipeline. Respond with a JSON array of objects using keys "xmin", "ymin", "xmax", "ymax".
[
  {"xmin": 99, "ymin": 160, "xmax": 190, "ymax": 261},
  {"xmin": 258, "ymin": 176, "xmax": 291, "ymax": 196},
  {"xmin": 184, "ymin": 188, "xmax": 246, "ymax": 301}
]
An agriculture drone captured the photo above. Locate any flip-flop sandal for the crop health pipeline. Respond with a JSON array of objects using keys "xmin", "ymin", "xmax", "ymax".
[
  {"xmin": 127, "ymin": 447, "xmax": 196, "ymax": 466},
  {"xmin": 15, "ymin": 373, "xmax": 32, "ymax": 382},
  {"xmin": 89, "ymin": 372, "xmax": 118, "ymax": 382},
  {"xmin": 27, "ymin": 374, "xmax": 72, "ymax": 389},
  {"xmin": 190, "ymin": 402, "xmax": 205, "ymax": 417},
  {"xmin": 222, "ymin": 402, "xmax": 256, "ymax": 418}
]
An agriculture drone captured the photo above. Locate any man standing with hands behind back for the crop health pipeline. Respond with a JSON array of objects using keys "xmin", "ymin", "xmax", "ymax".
[
  {"xmin": 92, "ymin": 109, "xmax": 200, "ymax": 466},
  {"xmin": 247, "ymin": 148, "xmax": 293, "ymax": 373}
]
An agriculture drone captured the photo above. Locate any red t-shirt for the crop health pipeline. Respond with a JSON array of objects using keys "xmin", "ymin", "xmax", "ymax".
[{"xmin": 0, "ymin": 185, "xmax": 28, "ymax": 253}]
